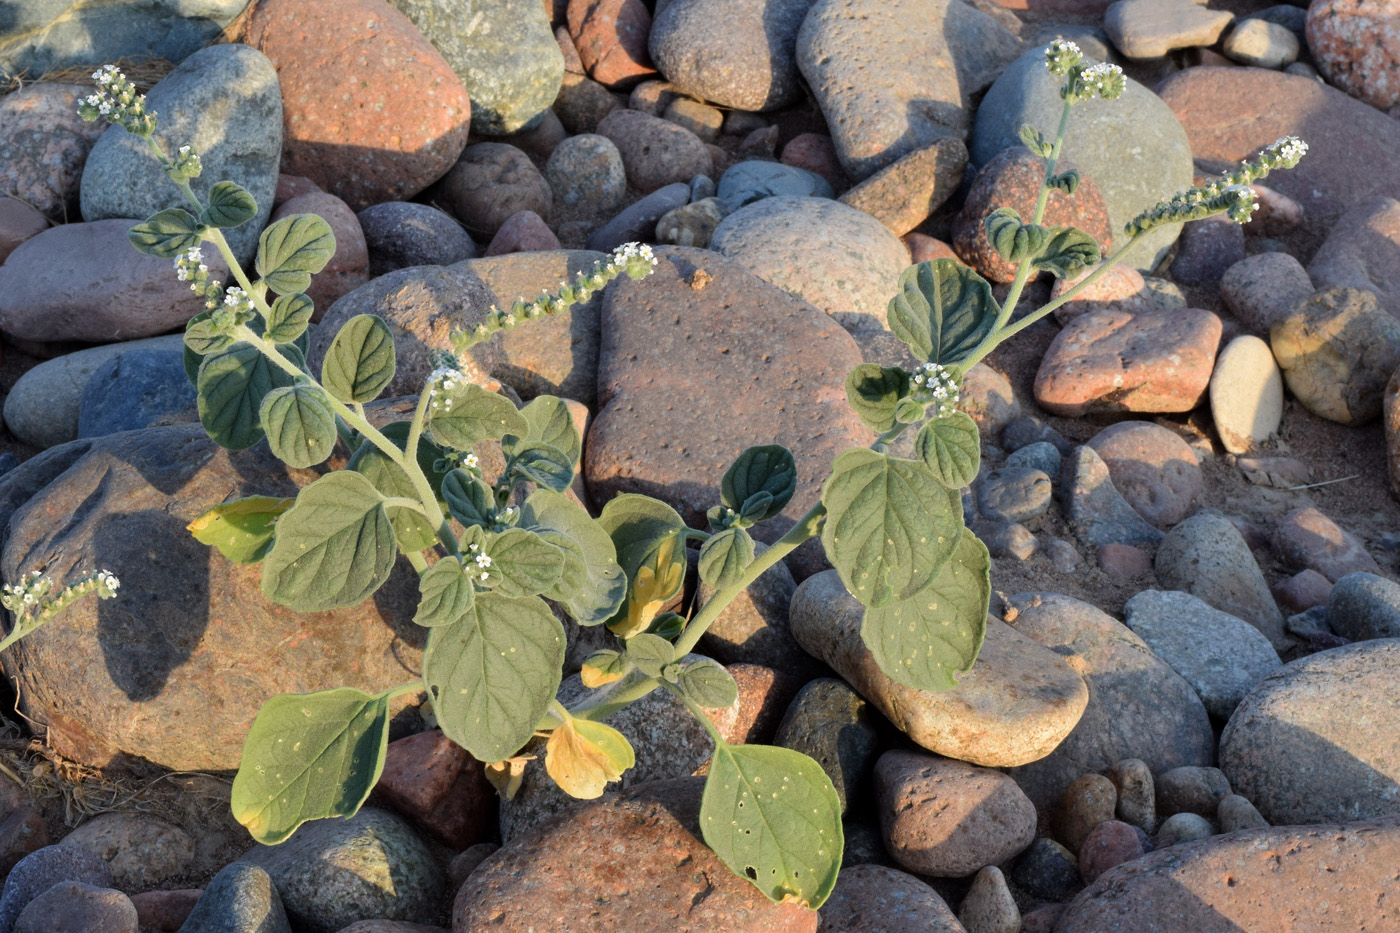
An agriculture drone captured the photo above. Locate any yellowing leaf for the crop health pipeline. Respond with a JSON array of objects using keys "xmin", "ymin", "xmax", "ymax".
[
  {"xmin": 484, "ymin": 754, "xmax": 535, "ymax": 801},
  {"xmin": 545, "ymin": 718, "xmax": 635, "ymax": 800},
  {"xmin": 580, "ymin": 650, "xmax": 627, "ymax": 688},
  {"xmin": 611, "ymin": 534, "xmax": 685, "ymax": 639}
]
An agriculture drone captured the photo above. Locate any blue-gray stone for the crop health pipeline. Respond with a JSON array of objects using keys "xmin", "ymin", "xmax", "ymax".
[
  {"xmin": 1059, "ymin": 446, "xmax": 1163, "ymax": 549},
  {"xmin": 357, "ymin": 201, "xmax": 478, "ymax": 277},
  {"xmin": 1327, "ymin": 572, "xmax": 1400, "ymax": 641},
  {"xmin": 586, "ymin": 183, "xmax": 690, "ymax": 252},
  {"xmin": 0, "ymin": 0, "xmax": 249, "ymax": 83},
  {"xmin": 689, "ymin": 173, "xmax": 716, "ymax": 202},
  {"xmin": 79, "ymin": 43, "xmax": 281, "ymax": 267},
  {"xmin": 390, "ymin": 0, "xmax": 563, "ymax": 136},
  {"xmin": 716, "ymin": 160, "xmax": 834, "ymax": 210},
  {"xmin": 1006, "ymin": 440, "xmax": 1062, "ymax": 478},
  {"xmin": 178, "ymin": 862, "xmax": 291, "ymax": 933},
  {"xmin": 0, "ymin": 844, "xmax": 112, "ymax": 933},
  {"xmin": 970, "ymin": 46, "xmax": 1194, "ymax": 272},
  {"xmin": 77, "ymin": 348, "xmax": 195, "ymax": 439},
  {"xmin": 240, "ymin": 808, "xmax": 443, "ymax": 933},
  {"xmin": 977, "ymin": 466, "xmax": 1053, "ymax": 524}
]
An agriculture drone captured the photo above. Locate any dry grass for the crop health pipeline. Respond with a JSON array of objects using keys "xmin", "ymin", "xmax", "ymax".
[{"xmin": 0, "ymin": 56, "xmax": 176, "ymax": 97}]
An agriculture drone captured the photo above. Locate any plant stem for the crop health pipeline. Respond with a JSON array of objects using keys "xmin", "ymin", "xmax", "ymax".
[{"xmin": 404, "ymin": 550, "xmax": 428, "ymax": 574}]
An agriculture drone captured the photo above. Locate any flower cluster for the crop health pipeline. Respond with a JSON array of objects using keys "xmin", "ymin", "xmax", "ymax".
[
  {"xmin": 77, "ymin": 65, "xmax": 156, "ymax": 135},
  {"xmin": 1, "ymin": 572, "xmax": 49, "ymax": 613},
  {"xmin": 167, "ymin": 145, "xmax": 203, "ymax": 183},
  {"xmin": 1044, "ymin": 39, "xmax": 1082, "ymax": 76},
  {"xmin": 426, "ymin": 367, "xmax": 463, "ymax": 415},
  {"xmin": 467, "ymin": 543, "xmax": 493, "ymax": 583},
  {"xmin": 1062, "ymin": 60, "xmax": 1126, "ymax": 103},
  {"xmin": 1125, "ymin": 136, "xmax": 1308, "ymax": 236},
  {"xmin": 174, "ymin": 247, "xmax": 222, "ymax": 310},
  {"xmin": 1, "ymin": 568, "xmax": 120, "ymax": 632},
  {"xmin": 909, "ymin": 363, "xmax": 961, "ymax": 418}
]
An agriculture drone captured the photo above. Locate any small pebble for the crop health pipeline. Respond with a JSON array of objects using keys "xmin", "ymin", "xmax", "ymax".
[
  {"xmin": 1006, "ymin": 441, "xmax": 1062, "ymax": 478},
  {"xmin": 957, "ymin": 865, "xmax": 1020, "ymax": 933},
  {"xmin": 1078, "ymin": 820, "xmax": 1145, "ymax": 884},
  {"xmin": 1155, "ymin": 811, "xmax": 1217, "ymax": 847},
  {"xmin": 1054, "ymin": 773, "xmax": 1118, "ymax": 855},
  {"xmin": 1217, "ymin": 794, "xmax": 1269, "ymax": 833},
  {"xmin": 1011, "ymin": 837, "xmax": 1080, "ymax": 902},
  {"xmin": 1157, "ymin": 766, "xmax": 1232, "ymax": 818},
  {"xmin": 972, "ymin": 521, "xmax": 1037, "ymax": 561},
  {"xmin": 977, "ymin": 467, "xmax": 1052, "ymax": 524},
  {"xmin": 1046, "ymin": 538, "xmax": 1082, "ymax": 574},
  {"xmin": 1097, "ymin": 543, "xmax": 1152, "ymax": 578},
  {"xmin": 1107, "ymin": 759, "xmax": 1157, "ymax": 833}
]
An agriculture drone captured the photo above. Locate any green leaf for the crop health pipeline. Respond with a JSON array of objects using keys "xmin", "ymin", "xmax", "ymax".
[
  {"xmin": 699, "ymin": 527, "xmax": 754, "ymax": 590},
  {"xmin": 597, "ymin": 495, "xmax": 688, "ymax": 637},
  {"xmin": 256, "ymin": 213, "xmax": 336, "ymax": 294},
  {"xmin": 521, "ymin": 489, "xmax": 626, "ymax": 625},
  {"xmin": 676, "ymin": 658, "xmax": 738, "ymax": 708},
  {"xmin": 737, "ymin": 492, "xmax": 773, "ymax": 526},
  {"xmin": 259, "ymin": 384, "xmax": 337, "ymax": 469},
  {"xmin": 721, "ymin": 445, "xmax": 797, "ymax": 522},
  {"xmin": 893, "ymin": 397, "xmax": 926, "ymax": 425},
  {"xmin": 845, "ymin": 364, "xmax": 911, "ymax": 434},
  {"xmin": 230, "ymin": 687, "xmax": 392, "ymax": 845},
  {"xmin": 580, "ymin": 649, "xmax": 629, "ymax": 688},
  {"xmin": 184, "ymin": 309, "xmax": 236, "ymax": 358},
  {"xmin": 862, "ymin": 528, "xmax": 990, "ymax": 691},
  {"xmin": 265, "ymin": 293, "xmax": 315, "ymax": 344},
  {"xmin": 197, "ymin": 342, "xmax": 296, "ymax": 450},
  {"xmin": 1048, "ymin": 169, "xmax": 1081, "ymax": 195},
  {"xmin": 321, "ymin": 314, "xmax": 396, "ymax": 404},
  {"xmin": 424, "ymin": 593, "xmax": 565, "ymax": 762},
  {"xmin": 349, "ymin": 423, "xmax": 443, "ymax": 553},
  {"xmin": 820, "ymin": 449, "xmax": 962, "ymax": 608},
  {"xmin": 442, "ymin": 469, "xmax": 496, "ymax": 529},
  {"xmin": 887, "ymin": 260, "xmax": 998, "ymax": 367},
  {"xmin": 427, "ymin": 383, "xmax": 528, "ymax": 452},
  {"xmin": 914, "ymin": 412, "xmax": 981, "ymax": 489},
  {"xmin": 484, "ymin": 529, "xmax": 565, "ymax": 599},
  {"xmin": 647, "ymin": 611, "xmax": 686, "ymax": 641},
  {"xmin": 415, "ymin": 557, "xmax": 475, "ymax": 627},
  {"xmin": 260, "ymin": 471, "xmax": 397, "ymax": 611},
  {"xmin": 700, "ymin": 742, "xmax": 843, "ymax": 908},
  {"xmin": 503, "ymin": 440, "xmax": 573, "ymax": 493},
  {"xmin": 518, "ymin": 396, "xmax": 581, "ymax": 467},
  {"xmin": 128, "ymin": 208, "xmax": 203, "ymax": 258},
  {"xmin": 186, "ymin": 495, "xmax": 293, "ymax": 564},
  {"xmin": 1019, "ymin": 124, "xmax": 1053, "ymax": 158},
  {"xmin": 200, "ymin": 180, "xmax": 258, "ymax": 229},
  {"xmin": 1032, "ymin": 226, "xmax": 1101, "ymax": 278},
  {"xmin": 984, "ymin": 207, "xmax": 1050, "ymax": 265},
  {"xmin": 625, "ymin": 632, "xmax": 675, "ymax": 677}
]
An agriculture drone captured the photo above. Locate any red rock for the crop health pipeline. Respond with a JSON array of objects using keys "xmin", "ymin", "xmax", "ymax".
[
  {"xmin": 781, "ymin": 133, "xmax": 845, "ymax": 190},
  {"xmin": 435, "ymin": 143, "xmax": 552, "ymax": 237},
  {"xmin": 270, "ymin": 191, "xmax": 368, "ymax": 317},
  {"xmin": 1055, "ymin": 773, "xmax": 1118, "ymax": 855},
  {"xmin": 128, "ymin": 890, "xmax": 201, "ymax": 932},
  {"xmin": 555, "ymin": 24, "xmax": 585, "ymax": 74},
  {"xmin": 1307, "ymin": 0, "xmax": 1400, "ymax": 111},
  {"xmin": 597, "ymin": 109, "xmax": 712, "ymax": 193},
  {"xmin": 273, "ymin": 173, "xmax": 323, "ymax": 208},
  {"xmin": 1050, "ymin": 263, "xmax": 1154, "ymax": 323},
  {"xmin": 246, "ymin": 0, "xmax": 472, "ymax": 209},
  {"xmin": 0, "ymin": 83, "xmax": 106, "ymax": 221},
  {"xmin": 1078, "ymin": 820, "xmax": 1145, "ymax": 883},
  {"xmin": 839, "ymin": 138, "xmax": 968, "ymax": 236},
  {"xmin": 903, "ymin": 233, "xmax": 959, "ymax": 265},
  {"xmin": 1272, "ymin": 568, "xmax": 1333, "ymax": 614},
  {"xmin": 372, "ymin": 729, "xmax": 495, "ymax": 850},
  {"xmin": 0, "ymin": 197, "xmax": 48, "ymax": 264},
  {"xmin": 567, "ymin": 0, "xmax": 657, "ymax": 89},
  {"xmin": 1097, "ymin": 543, "xmax": 1152, "ymax": 578},
  {"xmin": 1034, "ymin": 308, "xmax": 1222, "ymax": 417},
  {"xmin": 1273, "ymin": 506, "xmax": 1381, "ymax": 583},
  {"xmin": 485, "ymin": 210, "xmax": 563, "ymax": 256},
  {"xmin": 724, "ymin": 664, "xmax": 804, "ymax": 745}
]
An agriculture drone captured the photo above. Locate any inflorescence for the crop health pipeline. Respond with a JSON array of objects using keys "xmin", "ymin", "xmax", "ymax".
[
  {"xmin": 909, "ymin": 363, "xmax": 961, "ymax": 419},
  {"xmin": 174, "ymin": 246, "xmax": 226, "ymax": 311},
  {"xmin": 1044, "ymin": 39, "xmax": 1125, "ymax": 103},
  {"xmin": 77, "ymin": 65, "xmax": 156, "ymax": 135},
  {"xmin": 1, "ymin": 569, "xmax": 121, "ymax": 631}
]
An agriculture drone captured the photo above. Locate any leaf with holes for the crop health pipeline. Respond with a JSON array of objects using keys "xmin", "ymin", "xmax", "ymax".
[
  {"xmin": 197, "ymin": 342, "xmax": 296, "ymax": 450},
  {"xmin": 256, "ymin": 213, "xmax": 335, "ymax": 294},
  {"xmin": 187, "ymin": 495, "xmax": 293, "ymax": 565},
  {"xmin": 200, "ymin": 180, "xmax": 258, "ymax": 229},
  {"xmin": 322, "ymin": 314, "xmax": 395, "ymax": 404},
  {"xmin": 887, "ymin": 259, "xmax": 998, "ymax": 367},
  {"xmin": 699, "ymin": 527, "xmax": 754, "ymax": 590},
  {"xmin": 820, "ymin": 449, "xmax": 962, "ymax": 608},
  {"xmin": 844, "ymin": 364, "xmax": 911, "ymax": 434},
  {"xmin": 427, "ymin": 383, "xmax": 528, "ymax": 452},
  {"xmin": 230, "ymin": 687, "xmax": 392, "ymax": 845},
  {"xmin": 861, "ymin": 528, "xmax": 989, "ymax": 691},
  {"xmin": 260, "ymin": 384, "xmax": 337, "ymax": 469},
  {"xmin": 700, "ymin": 742, "xmax": 843, "ymax": 908},
  {"xmin": 522, "ymin": 489, "xmax": 625, "ymax": 625},
  {"xmin": 483, "ymin": 529, "xmax": 565, "ymax": 599},
  {"xmin": 424, "ymin": 593, "xmax": 564, "ymax": 762},
  {"xmin": 721, "ymin": 445, "xmax": 796, "ymax": 521},
  {"xmin": 129, "ymin": 208, "xmax": 203, "ymax": 258},
  {"xmin": 414, "ymin": 557, "xmax": 475, "ymax": 628},
  {"xmin": 915, "ymin": 412, "xmax": 981, "ymax": 489}
]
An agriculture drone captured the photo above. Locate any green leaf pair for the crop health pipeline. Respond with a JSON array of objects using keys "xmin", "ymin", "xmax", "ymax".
[{"xmin": 983, "ymin": 208, "xmax": 1101, "ymax": 279}]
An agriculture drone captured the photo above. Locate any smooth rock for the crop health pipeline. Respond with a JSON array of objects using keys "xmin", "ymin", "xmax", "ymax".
[
  {"xmin": 782, "ymin": 133, "xmax": 846, "ymax": 190},
  {"xmin": 568, "ymin": 0, "xmax": 657, "ymax": 88},
  {"xmin": 818, "ymin": 864, "xmax": 964, "ymax": 932},
  {"xmin": 1209, "ymin": 335, "xmax": 1283, "ymax": 454},
  {"xmin": 553, "ymin": 72, "xmax": 620, "ymax": 134},
  {"xmin": 977, "ymin": 467, "xmax": 1052, "ymax": 524},
  {"xmin": 839, "ymin": 138, "xmax": 968, "ymax": 236},
  {"xmin": 269, "ymin": 191, "xmax": 369, "ymax": 312},
  {"xmin": 1005, "ymin": 441, "xmax": 1061, "ymax": 478},
  {"xmin": 435, "ymin": 142, "xmax": 551, "ymax": 237},
  {"xmin": 957, "ymin": 866, "xmax": 1019, "ymax": 933},
  {"xmin": 545, "ymin": 135, "xmax": 627, "ymax": 215},
  {"xmin": 75, "ymin": 347, "xmax": 195, "ymax": 439},
  {"xmin": 357, "ymin": 202, "xmax": 477, "ymax": 276},
  {"xmin": 130, "ymin": 889, "xmax": 201, "ymax": 932},
  {"xmin": 60, "ymin": 812, "xmax": 194, "ymax": 890},
  {"xmin": 1308, "ymin": 196, "xmax": 1400, "ymax": 320},
  {"xmin": 0, "ymin": 84, "xmax": 106, "ymax": 221},
  {"xmin": 1104, "ymin": 0, "xmax": 1234, "ymax": 59},
  {"xmin": 1273, "ymin": 506, "xmax": 1381, "ymax": 582},
  {"xmin": 1307, "ymin": 0, "xmax": 1400, "ymax": 111},
  {"xmin": 1049, "ymin": 263, "xmax": 1154, "ymax": 323},
  {"xmin": 663, "ymin": 97, "xmax": 723, "ymax": 142},
  {"xmin": 485, "ymin": 210, "xmax": 560, "ymax": 255},
  {"xmin": 1170, "ymin": 215, "xmax": 1244, "ymax": 287},
  {"xmin": 0, "ymin": 845, "xmax": 113, "ymax": 933},
  {"xmin": 0, "ymin": 808, "xmax": 47, "ymax": 877},
  {"xmin": 0, "ymin": 197, "xmax": 47, "ymax": 264},
  {"xmin": 976, "ymin": 521, "xmax": 1037, "ymax": 561},
  {"xmin": 1058, "ymin": 446, "xmax": 1164, "ymax": 549},
  {"xmin": 1077, "ymin": 821, "xmax": 1143, "ymax": 884},
  {"xmin": 585, "ymin": 182, "xmax": 690, "ymax": 251},
  {"xmin": 716, "ymin": 161, "xmax": 835, "ymax": 211},
  {"xmin": 1223, "ymin": 17, "xmax": 1298, "ymax": 69},
  {"xmin": 373, "ymin": 729, "xmax": 494, "ymax": 850},
  {"xmin": 178, "ymin": 862, "xmax": 291, "ymax": 933},
  {"xmin": 1097, "ymin": 543, "xmax": 1151, "ymax": 578},
  {"xmin": 597, "ymin": 108, "xmax": 712, "ymax": 193},
  {"xmin": 1272, "ymin": 568, "xmax": 1333, "ymax": 614},
  {"xmin": 727, "ymin": 664, "xmax": 804, "ymax": 745},
  {"xmin": 1010, "ymin": 837, "xmax": 1080, "ymax": 903},
  {"xmin": 1327, "ymin": 571, "xmax": 1400, "ymax": 641},
  {"xmin": 14, "ymin": 881, "xmax": 137, "ymax": 933},
  {"xmin": 1217, "ymin": 794, "xmax": 1269, "ymax": 833},
  {"xmin": 1055, "ymin": 773, "xmax": 1118, "ymax": 854},
  {"xmin": 1156, "ymin": 766, "xmax": 1233, "ymax": 819},
  {"xmin": 655, "ymin": 197, "xmax": 728, "ymax": 248},
  {"xmin": 1085, "ymin": 421, "xmax": 1201, "ymax": 529},
  {"xmin": 1107, "ymin": 758, "xmax": 1156, "ymax": 832},
  {"xmin": 1221, "ymin": 253, "xmax": 1314, "ymax": 335},
  {"xmin": 1154, "ymin": 811, "xmax": 1216, "ymax": 847}
]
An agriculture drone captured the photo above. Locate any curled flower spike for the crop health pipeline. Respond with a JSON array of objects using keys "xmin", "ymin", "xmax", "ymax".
[
  {"xmin": 1, "ymin": 568, "xmax": 121, "ymax": 652},
  {"xmin": 1063, "ymin": 61, "xmax": 1126, "ymax": 103},
  {"xmin": 426, "ymin": 367, "xmax": 463, "ymax": 415},
  {"xmin": 1044, "ymin": 39, "xmax": 1083, "ymax": 76},
  {"xmin": 77, "ymin": 65, "xmax": 156, "ymax": 136},
  {"xmin": 167, "ymin": 145, "xmax": 203, "ymax": 183},
  {"xmin": 909, "ymin": 363, "xmax": 961, "ymax": 418}
]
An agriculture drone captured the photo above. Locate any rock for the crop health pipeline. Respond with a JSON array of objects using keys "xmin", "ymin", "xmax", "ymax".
[
  {"xmin": 726, "ymin": 664, "xmax": 804, "ymax": 745},
  {"xmin": 1005, "ymin": 441, "xmax": 1062, "ymax": 478},
  {"xmin": 1035, "ymin": 308, "xmax": 1221, "ymax": 417},
  {"xmin": 1077, "ymin": 821, "xmax": 1143, "ymax": 884},
  {"xmin": 485, "ymin": 210, "xmax": 561, "ymax": 255},
  {"xmin": 1021, "ymin": 905, "xmax": 1066, "ymax": 933},
  {"xmin": 972, "ymin": 46, "xmax": 1194, "ymax": 272},
  {"xmin": 178, "ymin": 862, "xmax": 291, "ymax": 933},
  {"xmin": 544, "ymin": 135, "xmax": 628, "ymax": 216},
  {"xmin": 818, "ymin": 864, "xmax": 964, "ymax": 932},
  {"xmin": 1237, "ymin": 456, "xmax": 1311, "ymax": 490},
  {"xmin": 953, "ymin": 148, "xmax": 1113, "ymax": 284},
  {"xmin": 1154, "ymin": 510, "xmax": 1288, "ymax": 651},
  {"xmin": 876, "ymin": 750, "xmax": 1036, "ymax": 878},
  {"xmin": 0, "ymin": 84, "xmax": 106, "ymax": 221},
  {"xmin": 0, "ymin": 425, "xmax": 428, "ymax": 770},
  {"xmin": 269, "ymin": 191, "xmax": 369, "ymax": 313},
  {"xmin": 1055, "ymin": 773, "xmax": 1118, "ymax": 854},
  {"xmin": 435, "ymin": 143, "xmax": 551, "ymax": 238},
  {"xmin": 14, "ymin": 881, "xmax": 137, "ymax": 933},
  {"xmin": 0, "ymin": 197, "xmax": 47, "ymax": 264},
  {"xmin": 0, "ymin": 809, "xmax": 47, "ymax": 877},
  {"xmin": 447, "ymin": 843, "xmax": 498, "ymax": 894},
  {"xmin": 710, "ymin": 196, "xmax": 909, "ymax": 330},
  {"xmin": 553, "ymin": 73, "xmax": 620, "ymax": 135},
  {"xmin": 1085, "ymin": 421, "xmax": 1201, "ymax": 529},
  {"xmin": 242, "ymin": 808, "xmax": 442, "ymax": 933},
  {"xmin": 1249, "ymin": 183, "xmax": 1306, "ymax": 236},
  {"xmin": 0, "ymin": 845, "xmax": 113, "ymax": 933},
  {"xmin": 586, "ymin": 182, "xmax": 690, "ymax": 251},
  {"xmin": 1001, "ymin": 593, "xmax": 1215, "ymax": 811},
  {"xmin": 60, "ymin": 812, "xmax": 194, "ymax": 890},
  {"xmin": 1122, "ymin": 590, "xmax": 1281, "ymax": 720},
  {"xmin": 1273, "ymin": 506, "xmax": 1381, "ymax": 583},
  {"xmin": 80, "ymin": 44, "xmax": 281, "ymax": 267},
  {"xmin": 655, "ymin": 197, "xmax": 729, "ymax": 248},
  {"xmin": 246, "ymin": 0, "xmax": 471, "ymax": 209},
  {"xmin": 1170, "ymin": 216, "xmax": 1244, "ymax": 287},
  {"xmin": 1388, "ymin": 367, "xmax": 1400, "ymax": 501},
  {"xmin": 957, "ymin": 364, "xmax": 1022, "ymax": 436},
  {"xmin": 75, "ymin": 348, "xmax": 196, "ymax": 439},
  {"xmin": 129, "ymin": 889, "xmax": 201, "ymax": 931},
  {"xmin": 392, "ymin": 0, "xmax": 563, "ymax": 135},
  {"xmin": 1107, "ymin": 758, "xmax": 1156, "ymax": 832},
  {"xmin": 792, "ymin": 573, "xmax": 1089, "ymax": 767},
  {"xmin": 1103, "ymin": 0, "xmax": 1234, "ymax": 59},
  {"xmin": 358, "ymin": 202, "xmax": 477, "ymax": 276},
  {"xmin": 597, "ymin": 108, "xmax": 712, "ymax": 193},
  {"xmin": 336, "ymin": 923, "xmax": 448, "ymax": 933},
  {"xmin": 976, "ymin": 521, "xmax": 1037, "ymax": 561},
  {"xmin": 694, "ymin": 540, "xmax": 811, "ymax": 674},
  {"xmin": 782, "ymin": 134, "xmax": 846, "ymax": 190},
  {"xmin": 568, "ymin": 0, "xmax": 657, "ymax": 88},
  {"xmin": 663, "ymin": 98, "xmax": 723, "ymax": 142},
  {"xmin": 1049, "ymin": 263, "xmax": 1154, "ymax": 324},
  {"xmin": 1003, "ymin": 416, "xmax": 1071, "ymax": 455},
  {"xmin": 649, "ymin": 0, "xmax": 812, "ymax": 111},
  {"xmin": 716, "ymin": 161, "xmax": 835, "ymax": 211},
  {"xmin": 776, "ymin": 680, "xmax": 882, "ymax": 814},
  {"xmin": 1223, "ymin": 17, "xmax": 1299, "ymax": 69},
  {"xmin": 1327, "ymin": 572, "xmax": 1400, "ymax": 641},
  {"xmin": 957, "ymin": 866, "xmax": 1019, "ymax": 933},
  {"xmin": 839, "ymin": 139, "xmax": 968, "ymax": 237},
  {"xmin": 1011, "ymin": 837, "xmax": 1080, "ymax": 903},
  {"xmin": 1153, "ymin": 811, "xmax": 1216, "ymax": 847},
  {"xmin": 373, "ymin": 730, "xmax": 494, "ymax": 849},
  {"xmin": 455, "ymin": 778, "xmax": 817, "ymax": 932},
  {"xmin": 1209, "ymin": 335, "xmax": 1283, "ymax": 454},
  {"xmin": 1058, "ymin": 446, "xmax": 1164, "ymax": 550},
  {"xmin": 1308, "ymin": 197, "xmax": 1400, "ymax": 319},
  {"xmin": 0, "ymin": 0, "xmax": 246, "ymax": 82},
  {"xmin": 1272, "ymin": 568, "xmax": 1333, "ymax": 614},
  {"xmin": 798, "ymin": 0, "xmax": 1021, "ymax": 182},
  {"xmin": 1155, "ymin": 766, "xmax": 1233, "ymax": 818},
  {"xmin": 507, "ymin": 108, "xmax": 568, "ymax": 159},
  {"xmin": 976, "ymin": 467, "xmax": 1052, "ymax": 524},
  {"xmin": 628, "ymin": 79, "xmax": 682, "ymax": 116},
  {"xmin": 0, "ymin": 219, "xmax": 231, "ymax": 343},
  {"xmin": 1046, "ymin": 538, "xmax": 1083, "ymax": 574},
  {"xmin": 1307, "ymin": 0, "xmax": 1400, "ymax": 111},
  {"xmin": 904, "ymin": 233, "xmax": 960, "ymax": 265},
  {"xmin": 1217, "ymin": 794, "xmax": 1269, "ymax": 833},
  {"xmin": 3, "ymin": 335, "xmax": 186, "ymax": 448},
  {"xmin": 1096, "ymin": 543, "xmax": 1150, "ymax": 577}
]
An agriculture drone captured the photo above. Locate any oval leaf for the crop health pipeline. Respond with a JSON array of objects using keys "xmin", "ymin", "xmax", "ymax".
[
  {"xmin": 256, "ymin": 213, "xmax": 336, "ymax": 295},
  {"xmin": 230, "ymin": 687, "xmax": 392, "ymax": 845},
  {"xmin": 503, "ymin": 440, "xmax": 573, "ymax": 493},
  {"xmin": 442, "ymin": 469, "xmax": 496, "ymax": 529},
  {"xmin": 260, "ymin": 384, "xmax": 337, "ymax": 469},
  {"xmin": 424, "ymin": 593, "xmax": 565, "ymax": 762},
  {"xmin": 844, "ymin": 364, "xmax": 911, "ymax": 434},
  {"xmin": 820, "ymin": 449, "xmax": 962, "ymax": 608},
  {"xmin": 200, "ymin": 180, "xmax": 258, "ymax": 229},
  {"xmin": 545, "ymin": 718, "xmax": 635, "ymax": 800},
  {"xmin": 677, "ymin": 658, "xmax": 738, "ymax": 708},
  {"xmin": 521, "ymin": 489, "xmax": 626, "ymax": 625},
  {"xmin": 700, "ymin": 743, "xmax": 843, "ymax": 909},
  {"xmin": 699, "ymin": 527, "xmax": 754, "ymax": 590},
  {"xmin": 322, "ymin": 314, "xmax": 396, "ymax": 404},
  {"xmin": 519, "ymin": 395, "xmax": 581, "ymax": 467},
  {"xmin": 625, "ymin": 632, "xmax": 675, "ymax": 677},
  {"xmin": 484, "ymin": 529, "xmax": 565, "ymax": 599},
  {"xmin": 861, "ymin": 528, "xmax": 990, "ymax": 691},
  {"xmin": 580, "ymin": 649, "xmax": 629, "ymax": 688},
  {"xmin": 914, "ymin": 412, "xmax": 981, "ymax": 489},
  {"xmin": 598, "ymin": 495, "xmax": 688, "ymax": 636},
  {"xmin": 887, "ymin": 260, "xmax": 998, "ymax": 367},
  {"xmin": 721, "ymin": 445, "xmax": 797, "ymax": 521},
  {"xmin": 1032, "ymin": 225, "xmax": 1102, "ymax": 279},
  {"xmin": 427, "ymin": 383, "xmax": 528, "ymax": 452},
  {"xmin": 128, "ymin": 208, "xmax": 202, "ymax": 258},
  {"xmin": 265, "ymin": 292, "xmax": 315, "ymax": 344},
  {"xmin": 197, "ymin": 342, "xmax": 296, "ymax": 450},
  {"xmin": 415, "ymin": 557, "xmax": 476, "ymax": 628},
  {"xmin": 187, "ymin": 495, "xmax": 293, "ymax": 565},
  {"xmin": 260, "ymin": 471, "xmax": 396, "ymax": 612}
]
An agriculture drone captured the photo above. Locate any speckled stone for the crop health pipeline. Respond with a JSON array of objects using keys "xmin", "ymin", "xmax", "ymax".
[
  {"xmin": 1156, "ymin": 766, "xmax": 1233, "ymax": 818},
  {"xmin": 1077, "ymin": 821, "xmax": 1144, "ymax": 884},
  {"xmin": 358, "ymin": 201, "xmax": 478, "ymax": 276},
  {"xmin": 818, "ymin": 864, "xmax": 963, "ymax": 932},
  {"xmin": 1107, "ymin": 758, "xmax": 1157, "ymax": 833},
  {"xmin": 1272, "ymin": 286, "xmax": 1400, "ymax": 425},
  {"xmin": 1104, "ymin": 0, "xmax": 1234, "ymax": 59},
  {"xmin": 1307, "ymin": 0, "xmax": 1400, "ymax": 111},
  {"xmin": 775, "ymin": 679, "xmax": 882, "ymax": 814},
  {"xmin": 1307, "ymin": 196, "xmax": 1400, "ymax": 320},
  {"xmin": 1327, "ymin": 571, "xmax": 1400, "ymax": 641},
  {"xmin": 435, "ymin": 142, "xmax": 552, "ymax": 237},
  {"xmin": 0, "ymin": 84, "xmax": 105, "ymax": 221},
  {"xmin": 1055, "ymin": 773, "xmax": 1118, "ymax": 854},
  {"xmin": 839, "ymin": 138, "xmax": 968, "ymax": 236},
  {"xmin": 957, "ymin": 866, "xmax": 1020, "ymax": 933},
  {"xmin": 1273, "ymin": 506, "xmax": 1381, "ymax": 583},
  {"xmin": 0, "ymin": 846, "xmax": 113, "ymax": 933},
  {"xmin": 597, "ymin": 108, "xmax": 713, "ymax": 193},
  {"xmin": 1085, "ymin": 421, "xmax": 1202, "ymax": 529}
]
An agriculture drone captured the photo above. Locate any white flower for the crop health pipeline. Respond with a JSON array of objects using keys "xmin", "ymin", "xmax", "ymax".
[
  {"xmin": 464, "ymin": 453, "xmax": 480, "ymax": 470},
  {"xmin": 475, "ymin": 553, "xmax": 493, "ymax": 569}
]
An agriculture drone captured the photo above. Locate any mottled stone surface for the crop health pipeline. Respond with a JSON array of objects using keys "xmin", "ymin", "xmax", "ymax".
[
  {"xmin": 1307, "ymin": 0, "xmax": 1400, "ymax": 111},
  {"xmin": 0, "ymin": 84, "xmax": 106, "ymax": 221},
  {"xmin": 817, "ymin": 864, "xmax": 964, "ymax": 932},
  {"xmin": 650, "ymin": 0, "xmax": 813, "ymax": 110},
  {"xmin": 1308, "ymin": 196, "xmax": 1400, "ymax": 320},
  {"xmin": 839, "ymin": 138, "xmax": 968, "ymax": 236},
  {"xmin": 1085, "ymin": 421, "xmax": 1201, "ymax": 529}
]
